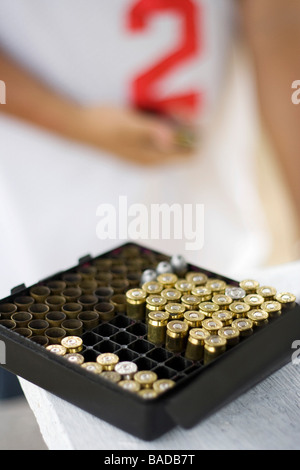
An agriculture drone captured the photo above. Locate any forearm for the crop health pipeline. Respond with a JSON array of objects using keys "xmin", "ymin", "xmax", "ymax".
[
  {"xmin": 0, "ymin": 50, "xmax": 190, "ymax": 165},
  {"xmin": 0, "ymin": 49, "xmax": 82, "ymax": 139},
  {"xmin": 240, "ymin": 0, "xmax": 300, "ymax": 220}
]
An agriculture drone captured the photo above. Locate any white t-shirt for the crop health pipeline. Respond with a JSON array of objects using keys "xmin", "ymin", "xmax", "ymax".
[{"xmin": 0, "ymin": 0, "xmax": 270, "ymax": 297}]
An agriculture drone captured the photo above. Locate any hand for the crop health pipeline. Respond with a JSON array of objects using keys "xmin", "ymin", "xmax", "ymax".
[{"xmin": 78, "ymin": 106, "xmax": 196, "ymax": 165}]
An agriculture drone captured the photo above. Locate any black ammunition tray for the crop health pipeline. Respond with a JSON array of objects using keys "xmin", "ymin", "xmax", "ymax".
[{"xmin": 0, "ymin": 242, "xmax": 299, "ymax": 441}]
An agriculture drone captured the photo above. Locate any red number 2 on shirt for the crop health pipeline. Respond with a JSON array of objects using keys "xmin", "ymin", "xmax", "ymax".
[{"xmin": 128, "ymin": 0, "xmax": 202, "ymax": 118}]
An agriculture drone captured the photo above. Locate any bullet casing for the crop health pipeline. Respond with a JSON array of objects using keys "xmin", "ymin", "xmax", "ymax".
[
  {"xmin": 29, "ymin": 285, "xmax": 51, "ymax": 303},
  {"xmin": 247, "ymin": 309, "xmax": 269, "ymax": 327},
  {"xmin": 94, "ymin": 302, "xmax": 115, "ymax": 321},
  {"xmin": 77, "ymin": 294, "xmax": 98, "ymax": 311},
  {"xmin": 77, "ymin": 311, "xmax": 100, "ymax": 330},
  {"xmin": 126, "ymin": 288, "xmax": 147, "ymax": 321},
  {"xmin": 93, "ymin": 257, "xmax": 112, "ymax": 271},
  {"xmin": 181, "ymin": 294, "xmax": 201, "ymax": 311},
  {"xmin": 146, "ymin": 295, "xmax": 167, "ymax": 319},
  {"xmin": 134, "ymin": 370, "xmax": 158, "ymax": 389},
  {"xmin": 100, "ymin": 371, "xmax": 122, "ymax": 383},
  {"xmin": 46, "ymin": 280, "xmax": 67, "ymax": 295},
  {"xmin": 94, "ymin": 287, "xmax": 114, "ymax": 303},
  {"xmin": 110, "ymin": 294, "xmax": 127, "ymax": 313},
  {"xmin": 212, "ymin": 294, "xmax": 232, "ymax": 310},
  {"xmin": 261, "ymin": 301, "xmax": 282, "ymax": 318},
  {"xmin": 45, "ymin": 327, "xmax": 66, "ymax": 345},
  {"xmin": 45, "ymin": 295, "xmax": 66, "ymax": 311},
  {"xmin": 12, "ymin": 312, "xmax": 33, "ymax": 328},
  {"xmin": 0, "ymin": 319, "xmax": 16, "ymax": 329},
  {"xmin": 65, "ymin": 353, "xmax": 85, "ymax": 365},
  {"xmin": 30, "ymin": 335, "xmax": 49, "ymax": 347},
  {"xmin": 81, "ymin": 362, "xmax": 103, "ymax": 374},
  {"xmin": 14, "ymin": 296, "xmax": 35, "ymax": 312},
  {"xmin": 202, "ymin": 318, "xmax": 223, "ymax": 335},
  {"xmin": 14, "ymin": 328, "xmax": 32, "ymax": 338},
  {"xmin": 138, "ymin": 389, "xmax": 158, "ymax": 399},
  {"xmin": 28, "ymin": 319, "xmax": 49, "ymax": 336},
  {"xmin": 157, "ymin": 273, "xmax": 178, "ymax": 288},
  {"xmin": 61, "ymin": 319, "xmax": 83, "ymax": 336},
  {"xmin": 96, "ymin": 353, "xmax": 119, "ymax": 371},
  {"xmin": 95, "ymin": 272, "xmax": 113, "ymax": 285},
  {"xmin": 0, "ymin": 303, "xmax": 17, "ymax": 319},
  {"xmin": 239, "ymin": 279, "xmax": 260, "ymax": 294},
  {"xmin": 62, "ymin": 273, "xmax": 82, "ymax": 287},
  {"xmin": 229, "ymin": 301, "xmax": 250, "ymax": 318},
  {"xmin": 205, "ymin": 279, "xmax": 226, "ymax": 294},
  {"xmin": 153, "ymin": 379, "xmax": 176, "ymax": 394},
  {"xmin": 77, "ymin": 265, "xmax": 97, "ymax": 280},
  {"xmin": 45, "ymin": 311, "xmax": 66, "ymax": 327},
  {"xmin": 218, "ymin": 326, "xmax": 240, "ymax": 347},
  {"xmin": 183, "ymin": 310, "xmax": 205, "ymax": 329},
  {"xmin": 231, "ymin": 318, "xmax": 254, "ymax": 337},
  {"xmin": 79, "ymin": 279, "xmax": 98, "ymax": 295},
  {"xmin": 114, "ymin": 361, "xmax": 138, "ymax": 380},
  {"xmin": 191, "ymin": 286, "xmax": 212, "ymax": 302},
  {"xmin": 185, "ymin": 328, "xmax": 210, "ymax": 361},
  {"xmin": 174, "ymin": 279, "xmax": 194, "ymax": 295},
  {"xmin": 256, "ymin": 286, "xmax": 277, "ymax": 300},
  {"xmin": 275, "ymin": 292, "xmax": 297, "ymax": 309},
  {"xmin": 147, "ymin": 311, "xmax": 169, "ymax": 346},
  {"xmin": 61, "ymin": 302, "xmax": 83, "ymax": 319},
  {"xmin": 46, "ymin": 344, "xmax": 67, "ymax": 356},
  {"xmin": 165, "ymin": 320, "xmax": 189, "ymax": 353},
  {"xmin": 225, "ymin": 286, "xmax": 246, "ymax": 301},
  {"xmin": 62, "ymin": 287, "xmax": 82, "ymax": 303},
  {"xmin": 118, "ymin": 380, "xmax": 141, "ymax": 393},
  {"xmin": 109, "ymin": 278, "xmax": 129, "ymax": 294},
  {"xmin": 199, "ymin": 301, "xmax": 219, "ymax": 317},
  {"xmin": 186, "ymin": 272, "xmax": 208, "ymax": 286},
  {"xmin": 212, "ymin": 310, "xmax": 233, "ymax": 326},
  {"xmin": 204, "ymin": 335, "xmax": 227, "ymax": 364},
  {"xmin": 244, "ymin": 294, "xmax": 265, "ymax": 308},
  {"xmin": 142, "ymin": 281, "xmax": 163, "ymax": 295},
  {"xmin": 165, "ymin": 303, "xmax": 185, "ymax": 321},
  {"xmin": 29, "ymin": 303, "xmax": 50, "ymax": 320},
  {"xmin": 61, "ymin": 336, "xmax": 83, "ymax": 353},
  {"xmin": 161, "ymin": 288, "xmax": 182, "ymax": 303}
]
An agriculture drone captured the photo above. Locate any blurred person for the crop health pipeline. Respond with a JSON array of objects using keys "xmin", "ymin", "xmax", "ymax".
[{"xmin": 0, "ymin": 0, "xmax": 299, "ymax": 299}]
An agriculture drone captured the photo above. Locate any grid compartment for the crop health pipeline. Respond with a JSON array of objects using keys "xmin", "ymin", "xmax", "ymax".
[
  {"xmin": 94, "ymin": 340, "xmax": 120, "ymax": 354},
  {"xmin": 109, "ymin": 315, "xmax": 132, "ymax": 329},
  {"xmin": 116, "ymin": 348, "xmax": 140, "ymax": 362},
  {"xmin": 110, "ymin": 331, "xmax": 137, "ymax": 346},
  {"xmin": 128, "ymin": 339, "xmax": 155, "ymax": 354},
  {"xmin": 126, "ymin": 322, "xmax": 147, "ymax": 337},
  {"xmin": 81, "ymin": 332, "xmax": 102, "ymax": 347},
  {"xmin": 94, "ymin": 323, "xmax": 119, "ymax": 338}
]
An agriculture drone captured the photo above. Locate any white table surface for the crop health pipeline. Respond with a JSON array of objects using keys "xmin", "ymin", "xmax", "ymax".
[{"xmin": 19, "ymin": 260, "xmax": 300, "ymax": 450}]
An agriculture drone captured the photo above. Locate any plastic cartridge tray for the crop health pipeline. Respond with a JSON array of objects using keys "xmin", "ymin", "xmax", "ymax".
[{"xmin": 0, "ymin": 242, "xmax": 299, "ymax": 441}]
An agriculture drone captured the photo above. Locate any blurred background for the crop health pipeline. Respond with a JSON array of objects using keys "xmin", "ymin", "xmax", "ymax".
[{"xmin": 0, "ymin": 0, "xmax": 299, "ymax": 449}]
